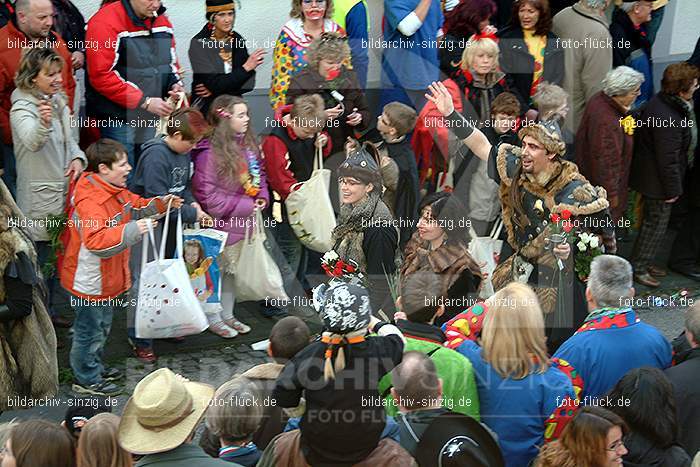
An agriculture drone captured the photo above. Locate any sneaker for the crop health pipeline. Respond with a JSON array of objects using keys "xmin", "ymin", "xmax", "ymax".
[
  {"xmin": 133, "ymin": 346, "xmax": 157, "ymax": 364},
  {"xmin": 208, "ymin": 321, "xmax": 238, "ymax": 338},
  {"xmin": 72, "ymin": 380, "xmax": 122, "ymax": 397},
  {"xmin": 224, "ymin": 317, "xmax": 251, "ymax": 334},
  {"xmin": 102, "ymin": 367, "xmax": 123, "ymax": 382}
]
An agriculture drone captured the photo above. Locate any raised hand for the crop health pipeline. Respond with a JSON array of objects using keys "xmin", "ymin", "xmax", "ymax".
[{"xmin": 425, "ymin": 81, "xmax": 454, "ymax": 117}]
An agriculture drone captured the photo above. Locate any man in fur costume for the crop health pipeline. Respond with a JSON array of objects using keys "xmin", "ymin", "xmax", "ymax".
[
  {"xmin": 0, "ymin": 179, "xmax": 58, "ymax": 412},
  {"xmin": 426, "ymin": 82, "xmax": 617, "ymax": 350}
]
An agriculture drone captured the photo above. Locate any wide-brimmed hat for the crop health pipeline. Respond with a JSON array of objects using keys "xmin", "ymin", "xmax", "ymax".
[
  {"xmin": 416, "ymin": 412, "xmax": 505, "ymax": 467},
  {"xmin": 118, "ymin": 368, "xmax": 215, "ymax": 455}
]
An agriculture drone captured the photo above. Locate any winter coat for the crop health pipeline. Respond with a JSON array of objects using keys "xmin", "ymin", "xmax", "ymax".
[
  {"xmin": 622, "ymin": 432, "xmax": 691, "ymax": 467},
  {"xmin": 10, "ymin": 88, "xmax": 86, "ymax": 241},
  {"xmin": 0, "ymin": 19, "xmax": 76, "ymax": 144},
  {"xmin": 286, "ymin": 66, "xmax": 369, "ymax": 152},
  {"xmin": 630, "ymin": 93, "xmax": 693, "ymax": 200},
  {"xmin": 0, "ymin": 179, "xmax": 58, "ymax": 412},
  {"xmin": 497, "ymin": 26, "xmax": 564, "ymax": 111},
  {"xmin": 665, "ymin": 348, "xmax": 700, "ymax": 457},
  {"xmin": 610, "ymin": 7, "xmax": 653, "ymax": 107},
  {"xmin": 60, "ymin": 173, "xmax": 168, "ymax": 300},
  {"xmin": 190, "ymin": 138, "xmax": 269, "ymax": 246},
  {"xmin": 188, "ymin": 24, "xmax": 255, "ymax": 115},
  {"xmin": 85, "ymin": 0, "xmax": 180, "ymax": 121},
  {"xmin": 135, "ymin": 444, "xmax": 231, "ymax": 467},
  {"xmin": 51, "ymin": 0, "xmax": 86, "ymax": 53},
  {"xmin": 552, "ymin": 4, "xmax": 613, "ymax": 133},
  {"xmin": 575, "ymin": 91, "xmax": 634, "ymax": 221}
]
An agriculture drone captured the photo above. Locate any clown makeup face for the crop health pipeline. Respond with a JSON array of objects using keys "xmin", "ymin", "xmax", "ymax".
[
  {"xmin": 301, "ymin": 0, "xmax": 326, "ymax": 21},
  {"xmin": 520, "ymin": 135, "xmax": 555, "ymax": 175}
]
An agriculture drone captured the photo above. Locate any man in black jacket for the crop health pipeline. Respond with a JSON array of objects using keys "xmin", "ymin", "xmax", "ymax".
[
  {"xmin": 0, "ymin": 0, "xmax": 13, "ymax": 28},
  {"xmin": 665, "ymin": 302, "xmax": 700, "ymax": 458},
  {"xmin": 629, "ymin": 62, "xmax": 699, "ymax": 287}
]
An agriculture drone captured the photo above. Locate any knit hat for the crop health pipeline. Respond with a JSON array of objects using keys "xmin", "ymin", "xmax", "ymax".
[
  {"xmin": 313, "ymin": 280, "xmax": 372, "ymax": 333},
  {"xmin": 518, "ymin": 120, "xmax": 566, "ymax": 157},
  {"xmin": 338, "ymin": 140, "xmax": 383, "ymax": 188},
  {"xmin": 206, "ymin": 0, "xmax": 235, "ymax": 21}
]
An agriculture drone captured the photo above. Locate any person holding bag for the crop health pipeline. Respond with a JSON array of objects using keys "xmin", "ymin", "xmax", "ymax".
[{"xmin": 192, "ymin": 95, "xmax": 269, "ymax": 336}]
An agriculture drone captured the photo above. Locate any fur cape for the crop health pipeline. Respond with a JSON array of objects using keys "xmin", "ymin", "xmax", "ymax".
[{"xmin": 0, "ymin": 180, "xmax": 58, "ymax": 412}]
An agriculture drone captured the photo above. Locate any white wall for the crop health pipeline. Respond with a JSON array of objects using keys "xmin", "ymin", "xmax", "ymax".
[{"xmin": 72, "ymin": 0, "xmax": 386, "ymax": 91}]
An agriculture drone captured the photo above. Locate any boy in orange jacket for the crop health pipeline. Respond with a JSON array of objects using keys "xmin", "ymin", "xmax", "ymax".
[{"xmin": 61, "ymin": 139, "xmax": 182, "ymax": 396}]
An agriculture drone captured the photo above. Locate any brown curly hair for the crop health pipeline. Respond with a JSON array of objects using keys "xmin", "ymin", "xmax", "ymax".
[{"xmin": 511, "ymin": 0, "xmax": 552, "ymax": 36}]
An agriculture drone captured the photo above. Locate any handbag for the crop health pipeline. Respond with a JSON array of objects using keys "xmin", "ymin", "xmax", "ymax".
[
  {"xmin": 233, "ymin": 209, "xmax": 289, "ymax": 302},
  {"xmin": 468, "ymin": 218, "xmax": 504, "ymax": 298},
  {"xmin": 135, "ymin": 206, "xmax": 208, "ymax": 339},
  {"xmin": 155, "ymin": 91, "xmax": 189, "ymax": 136},
  {"xmin": 285, "ymin": 143, "xmax": 336, "ymax": 252}
]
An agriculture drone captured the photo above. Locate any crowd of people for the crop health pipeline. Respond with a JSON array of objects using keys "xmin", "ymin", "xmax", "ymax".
[{"xmin": 0, "ymin": 0, "xmax": 699, "ymax": 465}]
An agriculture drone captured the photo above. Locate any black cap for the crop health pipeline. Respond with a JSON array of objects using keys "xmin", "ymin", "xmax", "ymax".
[
  {"xmin": 416, "ymin": 413, "xmax": 505, "ymax": 467},
  {"xmin": 63, "ymin": 397, "xmax": 113, "ymax": 437}
]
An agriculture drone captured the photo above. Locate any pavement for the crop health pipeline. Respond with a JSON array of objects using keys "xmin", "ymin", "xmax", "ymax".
[{"xmin": 1, "ymin": 227, "xmax": 697, "ymax": 424}]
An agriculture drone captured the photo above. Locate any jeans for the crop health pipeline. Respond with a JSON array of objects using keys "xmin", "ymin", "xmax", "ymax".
[
  {"xmin": 1, "ymin": 143, "xmax": 16, "ymax": 199},
  {"xmin": 100, "ymin": 121, "xmax": 155, "ymax": 183},
  {"xmin": 270, "ymin": 220, "xmax": 308, "ymax": 302},
  {"xmin": 69, "ymin": 294, "xmax": 120, "ymax": 385}
]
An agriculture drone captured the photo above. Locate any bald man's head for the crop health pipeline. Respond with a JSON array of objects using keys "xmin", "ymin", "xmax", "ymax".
[
  {"xmin": 16, "ymin": 0, "xmax": 54, "ymax": 41},
  {"xmin": 391, "ymin": 351, "xmax": 442, "ymax": 412}
]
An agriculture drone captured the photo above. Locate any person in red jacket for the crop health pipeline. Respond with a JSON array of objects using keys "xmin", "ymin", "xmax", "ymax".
[
  {"xmin": 0, "ymin": 0, "xmax": 76, "ymax": 197},
  {"xmin": 85, "ymin": 0, "xmax": 184, "ymax": 176},
  {"xmin": 61, "ymin": 138, "xmax": 182, "ymax": 396}
]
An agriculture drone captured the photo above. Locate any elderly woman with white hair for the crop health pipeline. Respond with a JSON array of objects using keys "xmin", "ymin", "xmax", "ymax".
[{"xmin": 575, "ymin": 65, "xmax": 644, "ymax": 222}]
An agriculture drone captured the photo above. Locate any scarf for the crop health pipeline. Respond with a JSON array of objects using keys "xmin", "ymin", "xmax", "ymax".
[
  {"xmin": 575, "ymin": 307, "xmax": 638, "ymax": 334},
  {"xmin": 332, "ymin": 191, "xmax": 394, "ymax": 272}
]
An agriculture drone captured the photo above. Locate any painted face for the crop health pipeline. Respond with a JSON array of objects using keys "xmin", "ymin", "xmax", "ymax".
[
  {"xmin": 99, "ymin": 151, "xmax": 131, "ymax": 188},
  {"xmin": 472, "ymin": 51, "xmax": 496, "ymax": 76},
  {"xmin": 1, "ymin": 439, "xmax": 16, "ymax": 467},
  {"xmin": 228, "ymin": 103, "xmax": 250, "ymax": 134},
  {"xmin": 605, "ymin": 426, "xmax": 627, "ymax": 467},
  {"xmin": 19, "ymin": 0, "xmax": 53, "ymax": 39},
  {"xmin": 184, "ymin": 245, "xmax": 200, "ymax": 265},
  {"xmin": 417, "ymin": 206, "xmax": 444, "ymax": 243},
  {"xmin": 131, "ymin": 0, "xmax": 161, "ymax": 19},
  {"xmin": 301, "ymin": 0, "xmax": 326, "ymax": 21},
  {"xmin": 520, "ymin": 135, "xmax": 554, "ymax": 175},
  {"xmin": 318, "ymin": 59, "xmax": 342, "ymax": 79},
  {"xmin": 212, "ymin": 10, "xmax": 235, "ymax": 34},
  {"xmin": 34, "ymin": 63, "xmax": 63, "ymax": 96},
  {"xmin": 518, "ymin": 2, "xmax": 540, "ymax": 30},
  {"xmin": 339, "ymin": 176, "xmax": 371, "ymax": 205},
  {"xmin": 493, "ymin": 113, "xmax": 517, "ymax": 134}
]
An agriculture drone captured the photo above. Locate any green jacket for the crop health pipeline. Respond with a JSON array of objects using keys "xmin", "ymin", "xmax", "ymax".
[
  {"xmin": 136, "ymin": 444, "xmax": 234, "ymax": 467},
  {"xmin": 378, "ymin": 335, "xmax": 480, "ymax": 420}
]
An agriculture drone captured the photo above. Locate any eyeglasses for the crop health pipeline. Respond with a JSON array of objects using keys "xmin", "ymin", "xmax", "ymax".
[
  {"xmin": 606, "ymin": 440, "xmax": 625, "ymax": 452},
  {"xmin": 302, "ymin": 0, "xmax": 326, "ymax": 5}
]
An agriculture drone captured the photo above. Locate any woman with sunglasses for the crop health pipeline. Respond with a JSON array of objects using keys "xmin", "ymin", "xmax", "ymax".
[
  {"xmin": 536, "ymin": 406, "xmax": 629, "ymax": 467},
  {"xmin": 189, "ymin": 0, "xmax": 266, "ymax": 115},
  {"xmin": 269, "ymin": 0, "xmax": 345, "ymax": 110}
]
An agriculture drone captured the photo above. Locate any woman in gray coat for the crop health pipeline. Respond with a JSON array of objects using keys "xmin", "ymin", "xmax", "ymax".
[{"xmin": 10, "ymin": 47, "xmax": 85, "ymax": 322}]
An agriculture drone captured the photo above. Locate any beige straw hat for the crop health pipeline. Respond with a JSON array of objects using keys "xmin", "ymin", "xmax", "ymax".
[{"xmin": 118, "ymin": 368, "xmax": 215, "ymax": 455}]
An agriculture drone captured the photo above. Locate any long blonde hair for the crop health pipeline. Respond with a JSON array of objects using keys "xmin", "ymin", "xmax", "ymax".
[
  {"xmin": 77, "ymin": 413, "xmax": 133, "ymax": 467},
  {"xmin": 481, "ymin": 282, "xmax": 549, "ymax": 379}
]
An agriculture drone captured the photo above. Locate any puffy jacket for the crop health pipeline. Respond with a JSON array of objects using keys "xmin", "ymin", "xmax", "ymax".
[
  {"xmin": 61, "ymin": 173, "xmax": 168, "ymax": 300},
  {"xmin": 10, "ymin": 88, "xmax": 86, "ymax": 241},
  {"xmin": 0, "ymin": 19, "xmax": 75, "ymax": 144},
  {"xmin": 191, "ymin": 138, "xmax": 269, "ymax": 246},
  {"xmin": 85, "ymin": 0, "xmax": 179, "ymax": 121}
]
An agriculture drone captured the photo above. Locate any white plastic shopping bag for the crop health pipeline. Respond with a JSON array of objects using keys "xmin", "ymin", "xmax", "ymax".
[
  {"xmin": 135, "ymin": 207, "xmax": 208, "ymax": 338},
  {"xmin": 468, "ymin": 218, "xmax": 504, "ymax": 298},
  {"xmin": 233, "ymin": 209, "xmax": 289, "ymax": 302},
  {"xmin": 285, "ymin": 144, "xmax": 336, "ymax": 252}
]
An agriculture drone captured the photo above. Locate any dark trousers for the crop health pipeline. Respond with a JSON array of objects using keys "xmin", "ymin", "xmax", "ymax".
[
  {"xmin": 669, "ymin": 204, "xmax": 700, "ymax": 269},
  {"xmin": 631, "ymin": 197, "xmax": 673, "ymax": 272}
]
